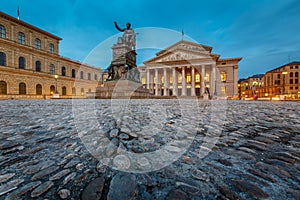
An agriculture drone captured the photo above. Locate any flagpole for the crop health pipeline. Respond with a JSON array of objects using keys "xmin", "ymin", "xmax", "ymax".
[
  {"xmin": 181, "ymin": 29, "xmax": 184, "ymax": 41},
  {"xmin": 17, "ymin": 6, "xmax": 20, "ymax": 20}
]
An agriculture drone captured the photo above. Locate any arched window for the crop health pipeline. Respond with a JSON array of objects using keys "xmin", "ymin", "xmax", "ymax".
[
  {"xmin": 88, "ymin": 88, "xmax": 92, "ymax": 93},
  {"xmin": 0, "ymin": 52, "xmax": 6, "ymax": 66},
  {"xmin": 50, "ymin": 85, "xmax": 55, "ymax": 94},
  {"xmin": 62, "ymin": 86, "xmax": 67, "ymax": 96},
  {"xmin": 290, "ymin": 72, "xmax": 293, "ymax": 78},
  {"xmin": 19, "ymin": 82, "xmax": 26, "ymax": 95},
  {"xmin": 18, "ymin": 32, "xmax": 25, "ymax": 45},
  {"xmin": 0, "ymin": 25, "xmax": 6, "ymax": 38},
  {"xmin": 36, "ymin": 84, "xmax": 42, "ymax": 95},
  {"xmin": 19, "ymin": 57, "xmax": 25, "ymax": 69},
  {"xmin": 50, "ymin": 64, "xmax": 55, "ymax": 74},
  {"xmin": 221, "ymin": 72, "xmax": 227, "ymax": 82},
  {"xmin": 61, "ymin": 66, "xmax": 66, "ymax": 76},
  {"xmin": 80, "ymin": 71, "xmax": 84, "ymax": 79},
  {"xmin": 81, "ymin": 88, "xmax": 84, "ymax": 95},
  {"xmin": 0, "ymin": 81, "xmax": 7, "ymax": 94},
  {"xmin": 295, "ymin": 72, "xmax": 299, "ymax": 77},
  {"xmin": 36, "ymin": 61, "xmax": 41, "ymax": 72},
  {"xmin": 72, "ymin": 69, "xmax": 76, "ymax": 78},
  {"xmin": 72, "ymin": 87, "xmax": 76, "ymax": 95},
  {"xmin": 49, "ymin": 43, "xmax": 54, "ymax": 54},
  {"xmin": 35, "ymin": 38, "xmax": 41, "ymax": 49}
]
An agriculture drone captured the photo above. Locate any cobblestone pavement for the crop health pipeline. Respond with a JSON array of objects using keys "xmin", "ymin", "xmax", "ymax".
[{"xmin": 0, "ymin": 99, "xmax": 299, "ymax": 200}]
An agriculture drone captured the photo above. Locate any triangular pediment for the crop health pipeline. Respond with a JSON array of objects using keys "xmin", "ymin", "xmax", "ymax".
[{"xmin": 144, "ymin": 40, "xmax": 218, "ymax": 64}]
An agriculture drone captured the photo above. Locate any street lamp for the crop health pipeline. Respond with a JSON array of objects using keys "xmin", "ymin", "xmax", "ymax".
[
  {"xmin": 282, "ymin": 71, "xmax": 288, "ymax": 95},
  {"xmin": 54, "ymin": 74, "xmax": 59, "ymax": 94}
]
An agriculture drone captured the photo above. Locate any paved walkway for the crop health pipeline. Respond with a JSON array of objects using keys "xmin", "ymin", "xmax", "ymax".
[{"xmin": 0, "ymin": 100, "xmax": 299, "ymax": 199}]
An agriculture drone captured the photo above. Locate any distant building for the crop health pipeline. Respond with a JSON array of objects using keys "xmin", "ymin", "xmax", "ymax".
[
  {"xmin": 0, "ymin": 11, "xmax": 101, "ymax": 99},
  {"xmin": 238, "ymin": 74, "xmax": 264, "ymax": 98},
  {"xmin": 264, "ymin": 61, "xmax": 300, "ymax": 99},
  {"xmin": 139, "ymin": 40, "xmax": 242, "ymax": 98}
]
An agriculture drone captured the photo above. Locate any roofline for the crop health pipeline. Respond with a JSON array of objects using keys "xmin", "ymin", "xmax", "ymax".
[
  {"xmin": 265, "ymin": 61, "xmax": 300, "ymax": 73},
  {"xmin": 218, "ymin": 57, "xmax": 243, "ymax": 62},
  {"xmin": 0, "ymin": 11, "xmax": 62, "ymax": 41},
  {"xmin": 156, "ymin": 40, "xmax": 213, "ymax": 56}
]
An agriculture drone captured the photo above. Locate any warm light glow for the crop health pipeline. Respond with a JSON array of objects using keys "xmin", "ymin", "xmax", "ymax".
[
  {"xmin": 195, "ymin": 74, "xmax": 200, "ymax": 82},
  {"xmin": 54, "ymin": 74, "xmax": 59, "ymax": 79},
  {"xmin": 187, "ymin": 75, "xmax": 191, "ymax": 82},
  {"xmin": 142, "ymin": 77, "xmax": 146, "ymax": 84},
  {"xmin": 282, "ymin": 71, "xmax": 288, "ymax": 75},
  {"xmin": 50, "ymin": 91, "xmax": 53, "ymax": 95},
  {"xmin": 265, "ymin": 93, "xmax": 269, "ymax": 96},
  {"xmin": 221, "ymin": 72, "xmax": 226, "ymax": 82}
]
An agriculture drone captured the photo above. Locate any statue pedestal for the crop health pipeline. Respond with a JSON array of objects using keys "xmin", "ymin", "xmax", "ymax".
[
  {"xmin": 203, "ymin": 93, "xmax": 209, "ymax": 100},
  {"xmin": 90, "ymin": 79, "xmax": 153, "ymax": 99}
]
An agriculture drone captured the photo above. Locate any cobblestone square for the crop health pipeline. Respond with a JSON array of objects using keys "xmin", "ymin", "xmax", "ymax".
[{"xmin": 0, "ymin": 99, "xmax": 299, "ymax": 199}]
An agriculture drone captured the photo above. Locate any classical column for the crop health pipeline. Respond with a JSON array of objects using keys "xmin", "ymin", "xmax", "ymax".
[
  {"xmin": 155, "ymin": 68, "xmax": 159, "ymax": 96},
  {"xmin": 201, "ymin": 65, "xmax": 205, "ymax": 95},
  {"xmin": 146, "ymin": 69, "xmax": 150, "ymax": 90},
  {"xmin": 172, "ymin": 67, "xmax": 178, "ymax": 96},
  {"xmin": 182, "ymin": 67, "xmax": 187, "ymax": 96},
  {"xmin": 164, "ymin": 68, "xmax": 168, "ymax": 96},
  {"xmin": 191, "ymin": 66, "xmax": 196, "ymax": 96},
  {"xmin": 233, "ymin": 66, "xmax": 238, "ymax": 96},
  {"xmin": 211, "ymin": 64, "xmax": 217, "ymax": 96}
]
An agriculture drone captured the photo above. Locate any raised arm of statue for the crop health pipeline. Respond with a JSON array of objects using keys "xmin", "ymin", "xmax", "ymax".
[{"xmin": 114, "ymin": 21, "xmax": 125, "ymax": 32}]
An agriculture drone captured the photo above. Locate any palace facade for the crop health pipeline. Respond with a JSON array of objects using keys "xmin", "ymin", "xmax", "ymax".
[
  {"xmin": 0, "ymin": 11, "xmax": 101, "ymax": 99},
  {"xmin": 139, "ymin": 41, "xmax": 242, "ymax": 98}
]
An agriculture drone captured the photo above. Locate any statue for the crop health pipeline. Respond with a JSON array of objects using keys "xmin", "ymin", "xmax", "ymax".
[{"xmin": 114, "ymin": 21, "xmax": 136, "ymax": 50}]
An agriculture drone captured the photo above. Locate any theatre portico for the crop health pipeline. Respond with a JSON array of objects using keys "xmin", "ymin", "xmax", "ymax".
[{"xmin": 139, "ymin": 40, "xmax": 241, "ymax": 98}]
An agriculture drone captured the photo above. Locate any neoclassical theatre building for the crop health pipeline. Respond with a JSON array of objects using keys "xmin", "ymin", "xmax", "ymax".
[
  {"xmin": 139, "ymin": 40, "xmax": 242, "ymax": 98},
  {"xmin": 0, "ymin": 12, "xmax": 101, "ymax": 99}
]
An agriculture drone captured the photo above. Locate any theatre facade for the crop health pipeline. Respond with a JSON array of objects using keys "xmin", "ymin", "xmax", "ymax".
[
  {"xmin": 139, "ymin": 41, "xmax": 242, "ymax": 98},
  {"xmin": 0, "ymin": 12, "xmax": 101, "ymax": 99}
]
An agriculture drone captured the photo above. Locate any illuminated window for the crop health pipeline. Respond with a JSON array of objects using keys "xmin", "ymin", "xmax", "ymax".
[
  {"xmin": 221, "ymin": 72, "xmax": 227, "ymax": 82},
  {"xmin": 50, "ymin": 85, "xmax": 55, "ymax": 94},
  {"xmin": 81, "ymin": 88, "xmax": 85, "ymax": 95},
  {"xmin": 187, "ymin": 75, "xmax": 191, "ymax": 83},
  {"xmin": 142, "ymin": 77, "xmax": 146, "ymax": 84},
  {"xmin": 170, "ymin": 76, "xmax": 173, "ymax": 84},
  {"xmin": 195, "ymin": 74, "xmax": 200, "ymax": 82},
  {"xmin": 221, "ymin": 86, "xmax": 226, "ymax": 95},
  {"xmin": 161, "ymin": 76, "xmax": 164, "ymax": 83},
  {"xmin": 205, "ymin": 73, "xmax": 210, "ymax": 82},
  {"xmin": 178, "ymin": 74, "xmax": 182, "ymax": 83}
]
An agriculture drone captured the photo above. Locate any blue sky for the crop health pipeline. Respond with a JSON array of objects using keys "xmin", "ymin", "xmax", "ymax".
[{"xmin": 1, "ymin": 0, "xmax": 300, "ymax": 78}]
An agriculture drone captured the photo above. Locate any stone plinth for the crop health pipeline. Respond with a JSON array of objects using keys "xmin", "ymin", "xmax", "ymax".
[{"xmin": 89, "ymin": 79, "xmax": 153, "ymax": 99}]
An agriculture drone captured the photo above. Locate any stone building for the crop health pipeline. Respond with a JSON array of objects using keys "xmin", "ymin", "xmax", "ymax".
[
  {"xmin": 264, "ymin": 61, "xmax": 300, "ymax": 99},
  {"xmin": 238, "ymin": 74, "xmax": 264, "ymax": 98},
  {"xmin": 0, "ymin": 11, "xmax": 101, "ymax": 99},
  {"xmin": 138, "ymin": 40, "xmax": 241, "ymax": 98}
]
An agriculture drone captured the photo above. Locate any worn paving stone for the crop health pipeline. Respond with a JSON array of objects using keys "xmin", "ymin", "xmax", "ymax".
[
  {"xmin": 0, "ymin": 100, "xmax": 299, "ymax": 199},
  {"xmin": 81, "ymin": 177, "xmax": 105, "ymax": 200}
]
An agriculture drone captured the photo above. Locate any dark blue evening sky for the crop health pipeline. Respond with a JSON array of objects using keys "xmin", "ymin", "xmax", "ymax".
[{"xmin": 1, "ymin": 0, "xmax": 300, "ymax": 78}]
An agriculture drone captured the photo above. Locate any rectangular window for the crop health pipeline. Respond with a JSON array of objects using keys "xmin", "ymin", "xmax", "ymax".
[
  {"xmin": 186, "ymin": 75, "xmax": 191, "ymax": 83},
  {"xmin": 277, "ymin": 74, "xmax": 281, "ymax": 79},
  {"xmin": 50, "ymin": 64, "xmax": 55, "ymax": 74},
  {"xmin": 49, "ymin": 43, "xmax": 54, "ymax": 54},
  {"xmin": 295, "ymin": 79, "xmax": 299, "ymax": 84},
  {"xmin": 35, "ymin": 39, "xmax": 41, "ymax": 49},
  {"xmin": 290, "ymin": 79, "xmax": 293, "ymax": 84},
  {"xmin": 195, "ymin": 74, "xmax": 200, "ymax": 82},
  {"xmin": 221, "ymin": 86, "xmax": 226, "ymax": 95},
  {"xmin": 290, "ymin": 86, "xmax": 293, "ymax": 90},
  {"xmin": 95, "ymin": 74, "xmax": 98, "ymax": 81},
  {"xmin": 178, "ymin": 74, "xmax": 182, "ymax": 83},
  {"xmin": 170, "ymin": 76, "xmax": 173, "ymax": 84},
  {"xmin": 88, "ymin": 73, "xmax": 91, "ymax": 80},
  {"xmin": 290, "ymin": 66, "xmax": 293, "ymax": 69},
  {"xmin": 18, "ymin": 32, "xmax": 25, "ymax": 45}
]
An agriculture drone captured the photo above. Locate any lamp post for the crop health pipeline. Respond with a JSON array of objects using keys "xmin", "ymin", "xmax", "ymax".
[
  {"xmin": 54, "ymin": 74, "xmax": 59, "ymax": 94},
  {"xmin": 282, "ymin": 71, "xmax": 288, "ymax": 95}
]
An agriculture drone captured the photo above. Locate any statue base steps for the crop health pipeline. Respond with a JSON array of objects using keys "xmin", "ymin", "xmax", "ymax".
[{"xmin": 87, "ymin": 79, "xmax": 153, "ymax": 99}]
